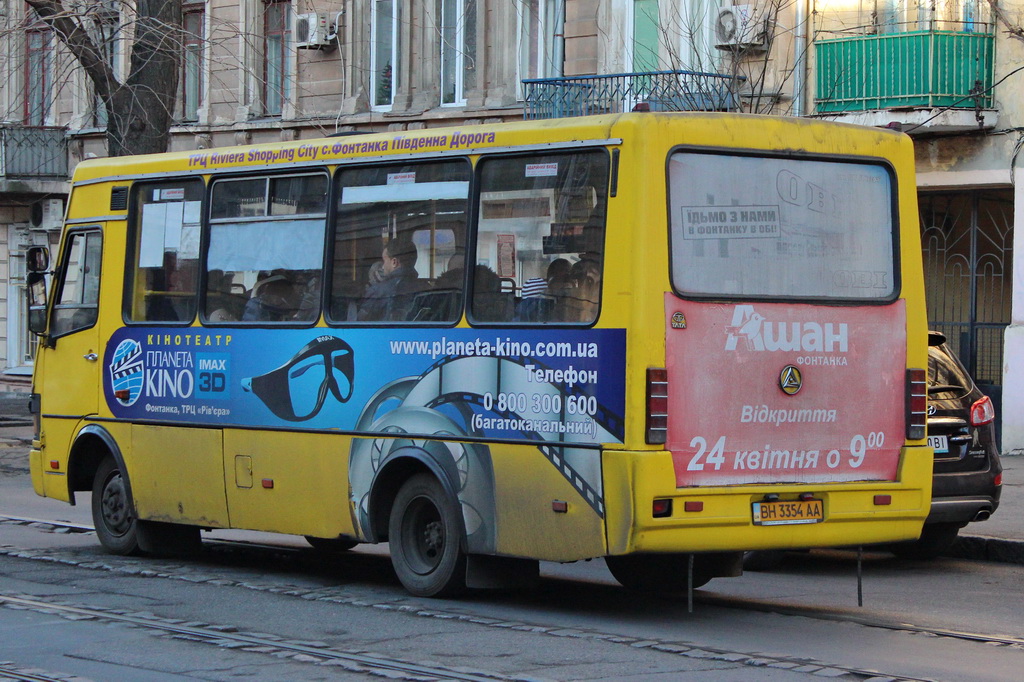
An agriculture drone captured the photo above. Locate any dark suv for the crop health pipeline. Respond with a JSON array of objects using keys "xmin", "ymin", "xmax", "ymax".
[
  {"xmin": 892, "ymin": 331, "xmax": 1003, "ymax": 558},
  {"xmin": 744, "ymin": 331, "xmax": 1002, "ymax": 569}
]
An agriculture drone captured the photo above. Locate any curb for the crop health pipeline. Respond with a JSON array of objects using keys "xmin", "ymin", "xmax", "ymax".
[{"xmin": 946, "ymin": 534, "xmax": 1024, "ymax": 565}]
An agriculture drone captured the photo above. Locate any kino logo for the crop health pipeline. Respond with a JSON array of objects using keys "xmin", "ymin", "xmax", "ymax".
[
  {"xmin": 109, "ymin": 339, "xmax": 144, "ymax": 406},
  {"xmin": 724, "ymin": 305, "xmax": 849, "ymax": 353}
]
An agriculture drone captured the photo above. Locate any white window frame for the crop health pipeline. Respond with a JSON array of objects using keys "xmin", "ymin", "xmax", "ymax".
[
  {"xmin": 263, "ymin": 0, "xmax": 292, "ymax": 117},
  {"xmin": 440, "ymin": 0, "xmax": 472, "ymax": 107},
  {"xmin": 24, "ymin": 25, "xmax": 54, "ymax": 126},
  {"xmin": 371, "ymin": 0, "xmax": 400, "ymax": 111},
  {"xmin": 91, "ymin": 4, "xmax": 121, "ymax": 129},
  {"xmin": 6, "ymin": 225, "xmax": 51, "ymax": 372},
  {"xmin": 179, "ymin": 1, "xmax": 206, "ymax": 123},
  {"xmin": 516, "ymin": 0, "xmax": 564, "ymax": 101}
]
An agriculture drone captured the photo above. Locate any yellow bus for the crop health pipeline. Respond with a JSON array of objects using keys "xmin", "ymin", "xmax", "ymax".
[{"xmin": 26, "ymin": 113, "xmax": 932, "ymax": 597}]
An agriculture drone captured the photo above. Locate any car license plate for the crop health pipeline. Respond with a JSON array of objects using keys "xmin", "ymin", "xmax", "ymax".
[
  {"xmin": 928, "ymin": 435, "xmax": 949, "ymax": 454},
  {"xmin": 752, "ymin": 499, "xmax": 824, "ymax": 526}
]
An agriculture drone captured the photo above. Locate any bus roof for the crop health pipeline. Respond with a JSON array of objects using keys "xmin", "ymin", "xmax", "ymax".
[{"xmin": 70, "ymin": 112, "xmax": 910, "ymax": 185}]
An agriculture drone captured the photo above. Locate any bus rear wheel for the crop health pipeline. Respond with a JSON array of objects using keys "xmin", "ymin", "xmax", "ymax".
[
  {"xmin": 389, "ymin": 474, "xmax": 466, "ymax": 598},
  {"xmin": 605, "ymin": 553, "xmax": 712, "ymax": 592},
  {"xmin": 890, "ymin": 522, "xmax": 961, "ymax": 560},
  {"xmin": 91, "ymin": 457, "xmax": 141, "ymax": 556}
]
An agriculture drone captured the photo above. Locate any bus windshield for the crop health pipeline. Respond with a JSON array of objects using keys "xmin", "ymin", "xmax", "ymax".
[{"xmin": 668, "ymin": 152, "xmax": 896, "ymax": 301}]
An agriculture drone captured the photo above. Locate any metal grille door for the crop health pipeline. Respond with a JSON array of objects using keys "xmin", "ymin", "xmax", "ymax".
[{"xmin": 919, "ymin": 190, "xmax": 1012, "ymax": 391}]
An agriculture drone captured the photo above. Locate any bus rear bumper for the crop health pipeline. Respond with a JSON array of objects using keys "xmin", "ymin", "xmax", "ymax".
[{"xmin": 603, "ymin": 447, "xmax": 932, "ymax": 555}]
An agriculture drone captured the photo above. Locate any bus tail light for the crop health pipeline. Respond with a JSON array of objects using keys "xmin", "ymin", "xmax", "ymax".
[
  {"xmin": 652, "ymin": 499, "xmax": 672, "ymax": 517},
  {"xmin": 970, "ymin": 395, "xmax": 995, "ymax": 426},
  {"xmin": 906, "ymin": 368, "xmax": 926, "ymax": 440},
  {"xmin": 646, "ymin": 368, "xmax": 668, "ymax": 444}
]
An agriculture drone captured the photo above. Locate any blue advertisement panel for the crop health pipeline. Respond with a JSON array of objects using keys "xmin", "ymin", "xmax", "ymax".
[{"xmin": 103, "ymin": 327, "xmax": 626, "ymax": 445}]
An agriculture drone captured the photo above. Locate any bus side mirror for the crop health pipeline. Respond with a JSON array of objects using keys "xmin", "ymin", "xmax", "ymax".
[
  {"xmin": 26, "ymin": 246, "xmax": 49, "ymax": 273},
  {"xmin": 27, "ymin": 271, "xmax": 48, "ymax": 335}
]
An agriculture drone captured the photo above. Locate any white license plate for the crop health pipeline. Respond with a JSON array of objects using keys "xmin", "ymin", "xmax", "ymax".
[
  {"xmin": 928, "ymin": 435, "xmax": 949, "ymax": 454},
  {"xmin": 752, "ymin": 499, "xmax": 824, "ymax": 526}
]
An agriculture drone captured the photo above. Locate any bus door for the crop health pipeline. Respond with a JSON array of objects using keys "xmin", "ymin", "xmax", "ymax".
[{"xmin": 37, "ymin": 228, "xmax": 104, "ymax": 499}]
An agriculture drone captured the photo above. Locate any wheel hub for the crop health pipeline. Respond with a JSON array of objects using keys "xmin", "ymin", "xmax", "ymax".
[
  {"xmin": 423, "ymin": 520, "xmax": 444, "ymax": 557},
  {"xmin": 102, "ymin": 476, "xmax": 131, "ymax": 536}
]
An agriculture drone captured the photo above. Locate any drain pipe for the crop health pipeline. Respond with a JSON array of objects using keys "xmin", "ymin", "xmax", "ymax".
[{"xmin": 792, "ymin": 0, "xmax": 810, "ymax": 117}]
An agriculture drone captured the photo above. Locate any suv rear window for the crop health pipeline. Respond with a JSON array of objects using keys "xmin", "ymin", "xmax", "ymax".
[
  {"xmin": 928, "ymin": 344, "xmax": 973, "ymax": 401},
  {"xmin": 668, "ymin": 152, "xmax": 896, "ymax": 300}
]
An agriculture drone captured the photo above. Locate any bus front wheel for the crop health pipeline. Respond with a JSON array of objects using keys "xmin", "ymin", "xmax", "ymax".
[
  {"xmin": 389, "ymin": 474, "xmax": 467, "ymax": 598},
  {"xmin": 91, "ymin": 457, "xmax": 141, "ymax": 556}
]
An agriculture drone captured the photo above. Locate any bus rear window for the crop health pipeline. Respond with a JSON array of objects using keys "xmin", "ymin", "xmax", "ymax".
[{"xmin": 668, "ymin": 152, "xmax": 896, "ymax": 300}]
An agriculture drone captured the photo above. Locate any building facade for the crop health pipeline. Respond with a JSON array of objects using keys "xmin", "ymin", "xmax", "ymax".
[{"xmin": 2, "ymin": 0, "xmax": 1023, "ymax": 453}]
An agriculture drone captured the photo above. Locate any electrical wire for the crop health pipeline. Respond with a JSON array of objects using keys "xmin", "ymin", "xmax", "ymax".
[{"xmin": 902, "ymin": 63, "xmax": 1024, "ymax": 133}]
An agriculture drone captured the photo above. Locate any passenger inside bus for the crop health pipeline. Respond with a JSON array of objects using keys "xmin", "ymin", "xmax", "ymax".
[
  {"xmin": 206, "ymin": 269, "xmax": 246, "ymax": 321},
  {"xmin": 471, "ymin": 264, "xmax": 510, "ymax": 322},
  {"xmin": 242, "ymin": 272, "xmax": 301, "ymax": 322},
  {"xmin": 358, "ymin": 235, "xmax": 423, "ymax": 321},
  {"xmin": 516, "ymin": 257, "xmax": 572, "ymax": 322},
  {"xmin": 409, "ymin": 253, "xmax": 465, "ymax": 322}
]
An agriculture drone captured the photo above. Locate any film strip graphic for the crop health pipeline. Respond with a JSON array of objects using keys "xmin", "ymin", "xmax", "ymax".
[{"xmin": 405, "ymin": 354, "xmax": 625, "ymax": 518}]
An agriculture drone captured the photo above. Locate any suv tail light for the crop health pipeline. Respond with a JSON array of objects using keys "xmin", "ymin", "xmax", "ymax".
[
  {"xmin": 970, "ymin": 395, "xmax": 995, "ymax": 426},
  {"xmin": 906, "ymin": 368, "xmax": 927, "ymax": 440},
  {"xmin": 646, "ymin": 368, "xmax": 668, "ymax": 444}
]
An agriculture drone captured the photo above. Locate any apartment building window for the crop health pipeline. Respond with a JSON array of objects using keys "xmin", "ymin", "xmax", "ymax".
[
  {"xmin": 372, "ymin": 0, "xmax": 399, "ymax": 110},
  {"xmin": 180, "ymin": 2, "xmax": 205, "ymax": 122},
  {"xmin": 89, "ymin": 3, "xmax": 120, "ymax": 128},
  {"xmin": 440, "ymin": 0, "xmax": 476, "ymax": 106},
  {"xmin": 632, "ymin": 0, "xmax": 659, "ymax": 72},
  {"xmin": 517, "ymin": 0, "xmax": 563, "ymax": 98},
  {"xmin": 25, "ymin": 27, "xmax": 52, "ymax": 126},
  {"xmin": 264, "ymin": 0, "xmax": 290, "ymax": 116}
]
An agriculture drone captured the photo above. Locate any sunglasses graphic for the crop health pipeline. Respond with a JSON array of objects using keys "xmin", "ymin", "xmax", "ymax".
[{"xmin": 242, "ymin": 336, "xmax": 355, "ymax": 421}]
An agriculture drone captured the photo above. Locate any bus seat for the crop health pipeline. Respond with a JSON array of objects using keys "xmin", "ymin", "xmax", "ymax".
[
  {"xmin": 408, "ymin": 289, "xmax": 462, "ymax": 322},
  {"xmin": 515, "ymin": 295, "xmax": 555, "ymax": 322}
]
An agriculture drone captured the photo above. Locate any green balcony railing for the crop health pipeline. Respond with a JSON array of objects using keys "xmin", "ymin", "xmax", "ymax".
[{"xmin": 814, "ymin": 30, "xmax": 994, "ymax": 113}]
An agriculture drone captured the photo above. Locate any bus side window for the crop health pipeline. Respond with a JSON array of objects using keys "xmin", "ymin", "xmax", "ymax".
[
  {"xmin": 474, "ymin": 151, "xmax": 609, "ymax": 324},
  {"xmin": 330, "ymin": 160, "xmax": 470, "ymax": 324},
  {"xmin": 51, "ymin": 230, "xmax": 102, "ymax": 337},
  {"xmin": 125, "ymin": 179, "xmax": 203, "ymax": 323},
  {"xmin": 204, "ymin": 174, "xmax": 328, "ymax": 324}
]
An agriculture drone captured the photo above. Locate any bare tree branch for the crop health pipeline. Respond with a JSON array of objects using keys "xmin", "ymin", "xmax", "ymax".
[
  {"xmin": 25, "ymin": 0, "xmax": 119, "ymax": 102},
  {"xmin": 25, "ymin": 0, "xmax": 182, "ymax": 156}
]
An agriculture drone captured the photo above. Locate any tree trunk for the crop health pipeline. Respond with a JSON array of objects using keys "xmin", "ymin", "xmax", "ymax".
[{"xmin": 105, "ymin": 0, "xmax": 183, "ymax": 156}]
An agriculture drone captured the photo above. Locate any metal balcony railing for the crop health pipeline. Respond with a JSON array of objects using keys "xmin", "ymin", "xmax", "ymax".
[
  {"xmin": 815, "ymin": 30, "xmax": 995, "ymax": 113},
  {"xmin": 523, "ymin": 71, "xmax": 743, "ymax": 120},
  {"xmin": 0, "ymin": 126, "xmax": 68, "ymax": 179}
]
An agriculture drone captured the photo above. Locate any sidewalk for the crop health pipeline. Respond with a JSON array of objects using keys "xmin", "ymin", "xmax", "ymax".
[
  {"xmin": 947, "ymin": 454, "xmax": 1024, "ymax": 563},
  {"xmin": 0, "ymin": 392, "xmax": 1021, "ymax": 564}
]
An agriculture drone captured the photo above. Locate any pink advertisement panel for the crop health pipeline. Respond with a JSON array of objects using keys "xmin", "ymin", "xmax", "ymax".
[{"xmin": 665, "ymin": 296, "xmax": 907, "ymax": 487}]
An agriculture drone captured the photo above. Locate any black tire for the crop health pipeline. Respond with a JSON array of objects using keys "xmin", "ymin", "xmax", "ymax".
[
  {"xmin": 305, "ymin": 536, "xmax": 359, "ymax": 552},
  {"xmin": 605, "ymin": 553, "xmax": 712, "ymax": 592},
  {"xmin": 742, "ymin": 550, "xmax": 787, "ymax": 572},
  {"xmin": 890, "ymin": 523, "xmax": 961, "ymax": 560},
  {"xmin": 91, "ymin": 457, "xmax": 142, "ymax": 556},
  {"xmin": 389, "ymin": 474, "xmax": 467, "ymax": 597}
]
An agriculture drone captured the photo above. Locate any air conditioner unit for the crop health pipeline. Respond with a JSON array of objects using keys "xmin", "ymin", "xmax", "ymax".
[
  {"xmin": 714, "ymin": 5, "xmax": 766, "ymax": 51},
  {"xmin": 294, "ymin": 12, "xmax": 333, "ymax": 49},
  {"xmin": 30, "ymin": 198, "xmax": 64, "ymax": 232}
]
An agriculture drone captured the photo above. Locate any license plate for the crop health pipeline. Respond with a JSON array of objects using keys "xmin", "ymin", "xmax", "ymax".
[
  {"xmin": 752, "ymin": 499, "xmax": 824, "ymax": 526},
  {"xmin": 928, "ymin": 435, "xmax": 949, "ymax": 454}
]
